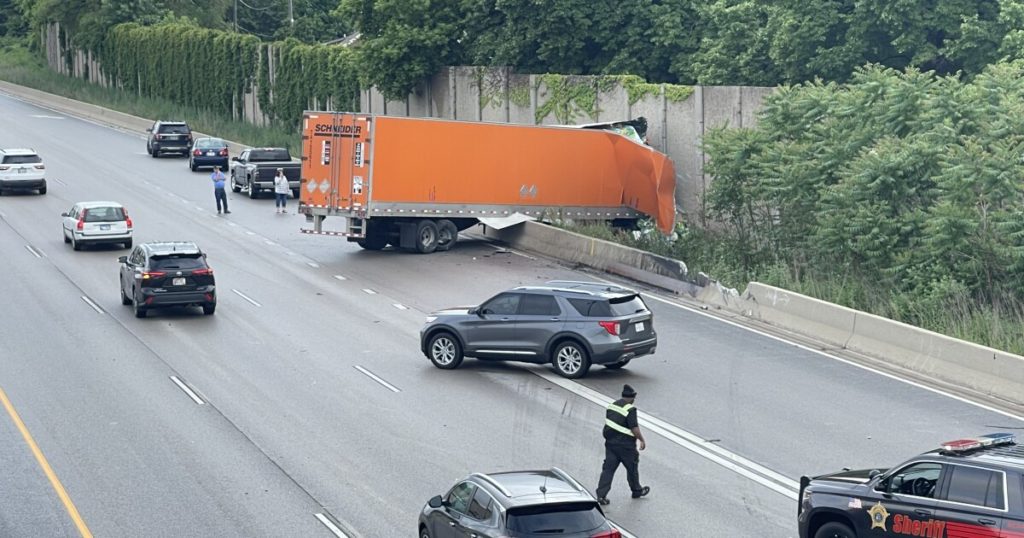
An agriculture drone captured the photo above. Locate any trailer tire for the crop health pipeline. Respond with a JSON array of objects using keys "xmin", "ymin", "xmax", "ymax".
[
  {"xmin": 358, "ymin": 233, "xmax": 388, "ymax": 251},
  {"xmin": 436, "ymin": 220, "xmax": 458, "ymax": 252},
  {"xmin": 415, "ymin": 220, "xmax": 439, "ymax": 254}
]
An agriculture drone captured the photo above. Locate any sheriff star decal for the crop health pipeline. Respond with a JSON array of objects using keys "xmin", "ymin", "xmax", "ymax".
[{"xmin": 867, "ymin": 501, "xmax": 890, "ymax": 531}]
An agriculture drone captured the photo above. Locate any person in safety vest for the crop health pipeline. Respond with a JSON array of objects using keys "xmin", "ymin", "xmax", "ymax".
[{"xmin": 596, "ymin": 384, "xmax": 649, "ymax": 505}]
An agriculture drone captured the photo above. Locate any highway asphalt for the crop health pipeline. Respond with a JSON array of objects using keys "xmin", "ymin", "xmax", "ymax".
[{"xmin": 0, "ymin": 92, "xmax": 1020, "ymax": 537}]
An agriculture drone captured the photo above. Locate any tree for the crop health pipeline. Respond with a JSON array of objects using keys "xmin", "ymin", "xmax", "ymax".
[{"xmin": 339, "ymin": 0, "xmax": 465, "ymax": 100}]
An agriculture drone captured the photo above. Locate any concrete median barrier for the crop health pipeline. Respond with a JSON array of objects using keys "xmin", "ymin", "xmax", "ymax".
[{"xmin": 739, "ymin": 283, "xmax": 858, "ymax": 351}]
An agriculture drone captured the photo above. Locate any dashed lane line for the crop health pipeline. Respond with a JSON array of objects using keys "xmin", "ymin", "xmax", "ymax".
[
  {"xmin": 333, "ymin": 275, "xmax": 347, "ymax": 281},
  {"xmin": 231, "ymin": 289, "xmax": 262, "ymax": 307},
  {"xmin": 169, "ymin": 376, "xmax": 205, "ymax": 405},
  {"xmin": 24, "ymin": 244, "xmax": 42, "ymax": 258},
  {"xmin": 361, "ymin": 288, "xmax": 377, "ymax": 295},
  {"xmin": 80, "ymin": 295, "xmax": 104, "ymax": 314},
  {"xmin": 353, "ymin": 365, "xmax": 401, "ymax": 393},
  {"xmin": 314, "ymin": 513, "xmax": 351, "ymax": 538}
]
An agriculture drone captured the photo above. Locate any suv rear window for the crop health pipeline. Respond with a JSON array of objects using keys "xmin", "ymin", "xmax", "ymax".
[
  {"xmin": 2, "ymin": 154, "xmax": 42, "ymax": 164},
  {"xmin": 83, "ymin": 207, "xmax": 125, "ymax": 222},
  {"xmin": 249, "ymin": 149, "xmax": 291, "ymax": 162},
  {"xmin": 609, "ymin": 295, "xmax": 647, "ymax": 316},
  {"xmin": 567, "ymin": 298, "xmax": 612, "ymax": 317},
  {"xmin": 158, "ymin": 124, "xmax": 190, "ymax": 134},
  {"xmin": 151, "ymin": 255, "xmax": 206, "ymax": 271},
  {"xmin": 506, "ymin": 502, "xmax": 605, "ymax": 534}
]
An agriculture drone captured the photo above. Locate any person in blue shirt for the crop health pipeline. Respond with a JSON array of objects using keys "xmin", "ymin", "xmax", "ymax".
[{"xmin": 211, "ymin": 166, "xmax": 230, "ymax": 214}]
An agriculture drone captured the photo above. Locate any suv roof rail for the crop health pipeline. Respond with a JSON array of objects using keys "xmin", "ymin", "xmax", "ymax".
[
  {"xmin": 549, "ymin": 467, "xmax": 586, "ymax": 492},
  {"xmin": 470, "ymin": 473, "xmax": 512, "ymax": 497},
  {"xmin": 545, "ymin": 280, "xmax": 634, "ymax": 293}
]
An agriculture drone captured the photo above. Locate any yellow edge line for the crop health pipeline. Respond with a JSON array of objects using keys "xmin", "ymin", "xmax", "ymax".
[{"xmin": 0, "ymin": 386, "xmax": 93, "ymax": 538}]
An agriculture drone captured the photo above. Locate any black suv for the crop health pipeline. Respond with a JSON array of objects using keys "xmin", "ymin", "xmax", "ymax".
[
  {"xmin": 798, "ymin": 433, "xmax": 1024, "ymax": 538},
  {"xmin": 119, "ymin": 242, "xmax": 216, "ymax": 318},
  {"xmin": 146, "ymin": 121, "xmax": 193, "ymax": 157},
  {"xmin": 420, "ymin": 281, "xmax": 656, "ymax": 378},
  {"xmin": 419, "ymin": 468, "xmax": 622, "ymax": 538}
]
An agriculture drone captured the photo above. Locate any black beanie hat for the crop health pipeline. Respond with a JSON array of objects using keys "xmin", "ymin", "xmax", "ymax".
[{"xmin": 622, "ymin": 384, "xmax": 637, "ymax": 398}]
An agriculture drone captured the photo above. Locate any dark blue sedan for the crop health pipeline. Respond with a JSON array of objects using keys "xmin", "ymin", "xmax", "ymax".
[{"xmin": 188, "ymin": 138, "xmax": 229, "ymax": 172}]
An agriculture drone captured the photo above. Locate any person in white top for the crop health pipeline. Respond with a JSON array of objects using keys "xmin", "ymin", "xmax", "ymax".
[{"xmin": 273, "ymin": 168, "xmax": 290, "ymax": 214}]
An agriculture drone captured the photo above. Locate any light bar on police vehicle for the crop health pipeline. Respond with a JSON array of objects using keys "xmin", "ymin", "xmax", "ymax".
[{"xmin": 940, "ymin": 433, "xmax": 1016, "ymax": 453}]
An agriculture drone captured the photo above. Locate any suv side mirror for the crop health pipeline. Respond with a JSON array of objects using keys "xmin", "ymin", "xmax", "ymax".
[
  {"xmin": 146, "ymin": 128, "xmax": 152, "ymax": 132},
  {"xmin": 118, "ymin": 256, "xmax": 128, "ymax": 264},
  {"xmin": 60, "ymin": 212, "xmax": 68, "ymax": 217},
  {"xmin": 231, "ymin": 156, "xmax": 239, "ymax": 162},
  {"xmin": 428, "ymin": 495, "xmax": 444, "ymax": 509}
]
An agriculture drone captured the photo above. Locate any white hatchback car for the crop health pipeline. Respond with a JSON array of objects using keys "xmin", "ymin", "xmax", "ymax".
[
  {"xmin": 61, "ymin": 202, "xmax": 133, "ymax": 250},
  {"xmin": 0, "ymin": 148, "xmax": 47, "ymax": 195}
]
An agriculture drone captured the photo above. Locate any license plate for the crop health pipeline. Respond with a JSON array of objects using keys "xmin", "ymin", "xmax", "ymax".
[
  {"xmin": 100, "ymin": 224, "xmax": 110, "ymax": 230},
  {"xmin": 18, "ymin": 168, "xmax": 25, "ymax": 174},
  {"xmin": 207, "ymin": 151, "xmax": 215, "ymax": 156},
  {"xmin": 634, "ymin": 321, "xmax": 645, "ymax": 332},
  {"xmin": 172, "ymin": 277, "xmax": 186, "ymax": 286}
]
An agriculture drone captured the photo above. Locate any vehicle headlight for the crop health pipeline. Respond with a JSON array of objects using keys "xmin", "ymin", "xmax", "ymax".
[{"xmin": 425, "ymin": 316, "xmax": 437, "ymax": 323}]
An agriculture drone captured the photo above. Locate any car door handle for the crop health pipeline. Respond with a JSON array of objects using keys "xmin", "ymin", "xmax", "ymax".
[
  {"xmin": 978, "ymin": 517, "xmax": 998, "ymax": 526},
  {"xmin": 914, "ymin": 509, "xmax": 932, "ymax": 517},
  {"xmin": 500, "ymin": 318, "xmax": 511, "ymax": 322}
]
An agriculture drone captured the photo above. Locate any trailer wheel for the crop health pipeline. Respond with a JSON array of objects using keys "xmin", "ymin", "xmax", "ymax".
[
  {"xmin": 415, "ymin": 220, "xmax": 439, "ymax": 254},
  {"xmin": 358, "ymin": 233, "xmax": 388, "ymax": 251},
  {"xmin": 436, "ymin": 220, "xmax": 458, "ymax": 252}
]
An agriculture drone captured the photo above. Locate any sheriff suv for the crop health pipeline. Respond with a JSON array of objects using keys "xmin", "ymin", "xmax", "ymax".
[
  {"xmin": 419, "ymin": 468, "xmax": 621, "ymax": 538},
  {"xmin": 798, "ymin": 433, "xmax": 1024, "ymax": 538},
  {"xmin": 420, "ymin": 281, "xmax": 656, "ymax": 379},
  {"xmin": 119, "ymin": 241, "xmax": 216, "ymax": 318}
]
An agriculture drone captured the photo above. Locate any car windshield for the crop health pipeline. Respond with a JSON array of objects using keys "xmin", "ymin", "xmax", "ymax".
[
  {"xmin": 159, "ymin": 124, "xmax": 190, "ymax": 134},
  {"xmin": 2, "ymin": 154, "xmax": 42, "ymax": 164},
  {"xmin": 195, "ymin": 139, "xmax": 225, "ymax": 149},
  {"xmin": 506, "ymin": 502, "xmax": 605, "ymax": 534},
  {"xmin": 151, "ymin": 255, "xmax": 206, "ymax": 270},
  {"xmin": 249, "ymin": 149, "xmax": 291, "ymax": 162},
  {"xmin": 82, "ymin": 207, "xmax": 125, "ymax": 222},
  {"xmin": 609, "ymin": 295, "xmax": 648, "ymax": 316}
]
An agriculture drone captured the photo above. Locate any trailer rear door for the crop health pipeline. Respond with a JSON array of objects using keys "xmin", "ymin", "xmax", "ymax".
[{"xmin": 301, "ymin": 112, "xmax": 371, "ymax": 212}]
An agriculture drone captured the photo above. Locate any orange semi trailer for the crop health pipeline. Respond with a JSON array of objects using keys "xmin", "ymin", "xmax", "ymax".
[{"xmin": 299, "ymin": 112, "xmax": 676, "ymax": 253}]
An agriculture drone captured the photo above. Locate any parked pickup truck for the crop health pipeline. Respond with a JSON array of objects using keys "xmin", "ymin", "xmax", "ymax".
[{"xmin": 229, "ymin": 147, "xmax": 301, "ymax": 199}]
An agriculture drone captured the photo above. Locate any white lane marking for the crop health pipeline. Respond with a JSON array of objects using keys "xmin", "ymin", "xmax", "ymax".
[
  {"xmin": 169, "ymin": 376, "xmax": 205, "ymax": 405},
  {"xmin": 333, "ymin": 275, "xmax": 347, "ymax": 281},
  {"xmin": 30, "ymin": 114, "xmax": 64, "ymax": 120},
  {"xmin": 0, "ymin": 210, "xmax": 6, "ymax": 218},
  {"xmin": 228, "ymin": 222, "xmax": 238, "ymax": 227},
  {"xmin": 392, "ymin": 303, "xmax": 408, "ymax": 310},
  {"xmin": 195, "ymin": 206, "xmax": 204, "ymax": 211},
  {"xmin": 24, "ymin": 245, "xmax": 41, "ymax": 258},
  {"xmin": 245, "ymin": 231, "xmax": 255, "ymax": 236},
  {"xmin": 231, "ymin": 289, "xmax": 262, "ymax": 307},
  {"xmin": 610, "ymin": 521, "xmax": 637, "ymax": 538},
  {"xmin": 52, "ymin": 178, "xmax": 68, "ymax": 186},
  {"xmin": 180, "ymin": 198, "xmax": 190, "ymax": 204},
  {"xmin": 531, "ymin": 368, "xmax": 799, "ymax": 499},
  {"xmin": 361, "ymin": 288, "xmax": 377, "ymax": 295},
  {"xmin": 286, "ymin": 251, "xmax": 297, "ymax": 256},
  {"xmin": 354, "ymin": 365, "xmax": 401, "ymax": 393},
  {"xmin": 80, "ymin": 295, "xmax": 104, "ymax": 314},
  {"xmin": 637, "ymin": 292, "xmax": 1024, "ymax": 423},
  {"xmin": 264, "ymin": 240, "xmax": 276, "ymax": 246},
  {"xmin": 306, "ymin": 262, "xmax": 320, "ymax": 268},
  {"xmin": 313, "ymin": 513, "xmax": 350, "ymax": 538}
]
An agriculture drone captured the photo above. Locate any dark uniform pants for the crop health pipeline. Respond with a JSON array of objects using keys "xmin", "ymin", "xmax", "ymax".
[
  {"xmin": 215, "ymin": 188, "xmax": 228, "ymax": 212},
  {"xmin": 596, "ymin": 442, "xmax": 641, "ymax": 498}
]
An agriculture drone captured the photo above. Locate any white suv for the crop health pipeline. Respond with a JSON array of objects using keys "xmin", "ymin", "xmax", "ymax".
[
  {"xmin": 0, "ymin": 148, "xmax": 47, "ymax": 195},
  {"xmin": 61, "ymin": 201, "xmax": 133, "ymax": 250}
]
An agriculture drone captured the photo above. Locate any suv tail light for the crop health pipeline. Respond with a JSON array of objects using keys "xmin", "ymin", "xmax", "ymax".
[
  {"xmin": 124, "ymin": 211, "xmax": 133, "ymax": 229},
  {"xmin": 592, "ymin": 530, "xmax": 621, "ymax": 538},
  {"xmin": 191, "ymin": 268, "xmax": 213, "ymax": 276},
  {"xmin": 0, "ymin": 165, "xmax": 9, "ymax": 170},
  {"xmin": 34, "ymin": 164, "xmax": 45, "ymax": 170},
  {"xmin": 76, "ymin": 210, "xmax": 86, "ymax": 230},
  {"xmin": 598, "ymin": 321, "xmax": 620, "ymax": 336},
  {"xmin": 142, "ymin": 271, "xmax": 166, "ymax": 280},
  {"xmin": 155, "ymin": 134, "xmax": 162, "ymax": 140}
]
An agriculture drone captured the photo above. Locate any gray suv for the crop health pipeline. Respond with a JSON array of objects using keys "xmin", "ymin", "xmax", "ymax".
[
  {"xmin": 419, "ymin": 468, "xmax": 621, "ymax": 538},
  {"xmin": 419, "ymin": 281, "xmax": 656, "ymax": 379}
]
